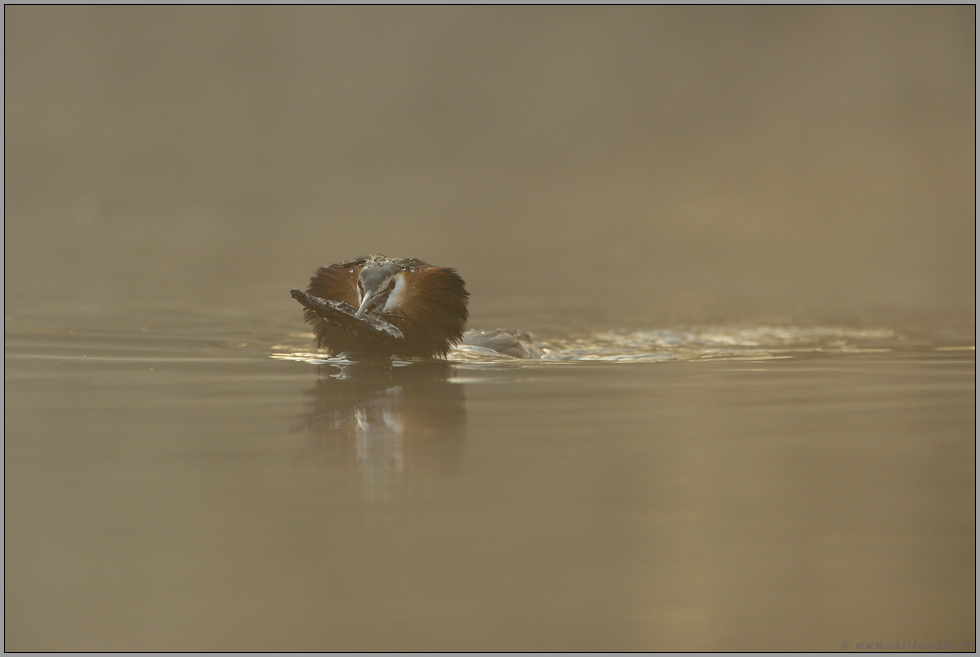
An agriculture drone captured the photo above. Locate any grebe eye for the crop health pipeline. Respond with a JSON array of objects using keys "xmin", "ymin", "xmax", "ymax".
[{"xmin": 357, "ymin": 280, "xmax": 363, "ymax": 292}]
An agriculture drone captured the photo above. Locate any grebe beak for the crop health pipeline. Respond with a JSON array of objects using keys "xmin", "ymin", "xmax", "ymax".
[
  {"xmin": 355, "ymin": 290, "xmax": 379, "ymax": 317},
  {"xmin": 356, "ymin": 284, "xmax": 390, "ymax": 317}
]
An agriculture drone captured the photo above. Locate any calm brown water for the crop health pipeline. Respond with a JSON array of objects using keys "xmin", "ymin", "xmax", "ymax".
[
  {"xmin": 4, "ymin": 310, "xmax": 974, "ymax": 651},
  {"xmin": 5, "ymin": 6, "xmax": 975, "ymax": 651}
]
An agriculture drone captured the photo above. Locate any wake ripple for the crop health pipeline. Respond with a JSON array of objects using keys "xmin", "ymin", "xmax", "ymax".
[{"xmin": 272, "ymin": 326, "xmax": 901, "ymax": 366}]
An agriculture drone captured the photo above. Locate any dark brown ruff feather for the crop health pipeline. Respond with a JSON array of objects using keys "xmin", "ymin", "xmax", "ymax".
[{"xmin": 296, "ymin": 256, "xmax": 469, "ymax": 358}]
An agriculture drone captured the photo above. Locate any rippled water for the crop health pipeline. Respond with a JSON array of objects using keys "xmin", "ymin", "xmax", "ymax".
[
  {"xmin": 5, "ymin": 310, "xmax": 975, "ymax": 651},
  {"xmin": 274, "ymin": 324, "xmax": 910, "ymax": 365}
]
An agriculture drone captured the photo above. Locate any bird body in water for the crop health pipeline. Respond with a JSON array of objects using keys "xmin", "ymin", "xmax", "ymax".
[{"xmin": 292, "ymin": 255, "xmax": 469, "ymax": 358}]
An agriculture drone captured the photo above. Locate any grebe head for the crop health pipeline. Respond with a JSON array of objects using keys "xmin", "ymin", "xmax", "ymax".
[{"xmin": 355, "ymin": 258, "xmax": 402, "ymax": 317}]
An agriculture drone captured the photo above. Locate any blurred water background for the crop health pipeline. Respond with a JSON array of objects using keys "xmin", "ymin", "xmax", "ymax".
[{"xmin": 4, "ymin": 6, "xmax": 975, "ymax": 651}]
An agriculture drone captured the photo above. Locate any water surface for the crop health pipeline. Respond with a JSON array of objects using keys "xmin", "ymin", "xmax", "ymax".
[{"xmin": 5, "ymin": 310, "xmax": 975, "ymax": 651}]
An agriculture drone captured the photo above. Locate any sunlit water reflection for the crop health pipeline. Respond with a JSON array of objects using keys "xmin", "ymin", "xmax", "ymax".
[{"xmin": 273, "ymin": 324, "xmax": 913, "ymax": 365}]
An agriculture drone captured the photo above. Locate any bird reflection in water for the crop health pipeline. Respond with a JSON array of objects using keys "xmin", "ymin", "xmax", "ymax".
[
  {"xmin": 294, "ymin": 360, "xmax": 466, "ymax": 501},
  {"xmin": 290, "ymin": 255, "xmax": 487, "ymax": 499}
]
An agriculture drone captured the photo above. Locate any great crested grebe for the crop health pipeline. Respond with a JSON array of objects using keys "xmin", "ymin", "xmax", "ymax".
[{"xmin": 291, "ymin": 255, "xmax": 469, "ymax": 358}]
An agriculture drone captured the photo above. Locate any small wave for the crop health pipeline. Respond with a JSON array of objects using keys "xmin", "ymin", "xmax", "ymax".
[{"xmin": 271, "ymin": 325, "xmax": 901, "ymax": 366}]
